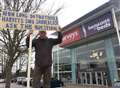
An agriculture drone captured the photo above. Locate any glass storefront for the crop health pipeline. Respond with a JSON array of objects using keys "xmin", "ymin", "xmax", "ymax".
[
  {"xmin": 77, "ymin": 71, "xmax": 108, "ymax": 85},
  {"xmin": 75, "ymin": 40, "xmax": 108, "ymax": 85},
  {"xmin": 53, "ymin": 48, "xmax": 72, "ymax": 83},
  {"xmin": 112, "ymin": 36, "xmax": 120, "ymax": 79},
  {"xmin": 53, "ymin": 36, "xmax": 120, "ymax": 85}
]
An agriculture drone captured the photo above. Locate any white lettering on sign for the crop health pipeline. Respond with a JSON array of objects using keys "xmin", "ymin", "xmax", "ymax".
[
  {"xmin": 88, "ymin": 18, "xmax": 111, "ymax": 31},
  {"xmin": 63, "ymin": 31, "xmax": 79, "ymax": 41},
  {"xmin": 60, "ymin": 28, "xmax": 81, "ymax": 47}
]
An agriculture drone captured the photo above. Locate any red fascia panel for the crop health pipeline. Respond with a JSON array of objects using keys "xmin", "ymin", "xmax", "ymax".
[{"xmin": 60, "ymin": 27, "xmax": 81, "ymax": 47}]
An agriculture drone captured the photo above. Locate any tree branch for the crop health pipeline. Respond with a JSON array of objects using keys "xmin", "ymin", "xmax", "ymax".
[
  {"xmin": 32, "ymin": 0, "xmax": 47, "ymax": 13},
  {"xmin": 24, "ymin": 0, "xmax": 33, "ymax": 12},
  {"xmin": 18, "ymin": 0, "xmax": 27, "ymax": 11},
  {"xmin": 4, "ymin": 0, "xmax": 12, "ymax": 10}
]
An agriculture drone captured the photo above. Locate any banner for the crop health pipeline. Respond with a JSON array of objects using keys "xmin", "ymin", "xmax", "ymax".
[
  {"xmin": 80, "ymin": 11, "xmax": 114, "ymax": 38},
  {"xmin": 0, "ymin": 10, "xmax": 58, "ymax": 30}
]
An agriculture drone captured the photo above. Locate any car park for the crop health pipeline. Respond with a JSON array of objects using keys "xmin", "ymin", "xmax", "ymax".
[
  {"xmin": 11, "ymin": 78, "xmax": 17, "ymax": 83},
  {"xmin": 114, "ymin": 80, "xmax": 120, "ymax": 88},
  {"xmin": 0, "ymin": 79, "xmax": 5, "ymax": 83},
  {"xmin": 21, "ymin": 77, "xmax": 32, "ymax": 86},
  {"xmin": 16, "ymin": 77, "xmax": 26, "ymax": 85}
]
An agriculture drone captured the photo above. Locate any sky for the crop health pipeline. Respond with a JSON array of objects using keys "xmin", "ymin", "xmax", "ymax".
[
  {"xmin": 41, "ymin": 0, "xmax": 110, "ymax": 37},
  {"xmin": 44, "ymin": 0, "xmax": 110, "ymax": 27},
  {"xmin": 0, "ymin": 0, "xmax": 110, "ymax": 37}
]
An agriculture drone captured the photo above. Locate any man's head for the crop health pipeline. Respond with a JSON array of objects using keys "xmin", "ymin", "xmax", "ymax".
[{"xmin": 38, "ymin": 30, "xmax": 47, "ymax": 39}]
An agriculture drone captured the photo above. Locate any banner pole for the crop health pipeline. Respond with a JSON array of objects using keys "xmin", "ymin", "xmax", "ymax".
[
  {"xmin": 57, "ymin": 25, "xmax": 60, "ymax": 80},
  {"xmin": 57, "ymin": 45, "xmax": 60, "ymax": 80},
  {"xmin": 112, "ymin": 8, "xmax": 120, "ymax": 46},
  {"xmin": 27, "ymin": 33, "xmax": 32, "ymax": 88}
]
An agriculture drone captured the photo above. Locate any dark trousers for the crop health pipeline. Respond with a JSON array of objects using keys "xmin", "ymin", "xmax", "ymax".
[{"xmin": 32, "ymin": 65, "xmax": 51, "ymax": 88}]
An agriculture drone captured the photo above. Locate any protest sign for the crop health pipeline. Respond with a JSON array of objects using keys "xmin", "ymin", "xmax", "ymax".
[{"xmin": 0, "ymin": 10, "xmax": 59, "ymax": 30}]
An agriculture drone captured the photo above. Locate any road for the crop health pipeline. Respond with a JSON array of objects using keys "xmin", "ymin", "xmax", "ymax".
[{"xmin": 0, "ymin": 83, "xmax": 31, "ymax": 88}]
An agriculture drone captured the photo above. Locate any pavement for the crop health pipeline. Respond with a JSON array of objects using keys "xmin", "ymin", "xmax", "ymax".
[
  {"xmin": 0, "ymin": 83, "xmax": 114, "ymax": 88},
  {"xmin": 0, "ymin": 83, "xmax": 30, "ymax": 88}
]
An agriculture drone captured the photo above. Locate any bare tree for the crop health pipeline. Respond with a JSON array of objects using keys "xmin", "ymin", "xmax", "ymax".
[
  {"xmin": 14, "ymin": 54, "xmax": 28, "ymax": 77},
  {"xmin": 0, "ymin": 29, "xmax": 27, "ymax": 88},
  {"xmin": 0, "ymin": 47, "xmax": 6, "ymax": 78},
  {"xmin": 0, "ymin": 0, "xmax": 63, "ymax": 88}
]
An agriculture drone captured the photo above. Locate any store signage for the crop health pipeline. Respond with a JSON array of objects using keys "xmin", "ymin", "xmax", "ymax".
[
  {"xmin": 60, "ymin": 28, "xmax": 81, "ymax": 47},
  {"xmin": 0, "ymin": 10, "xmax": 58, "ymax": 30},
  {"xmin": 81, "ymin": 11, "xmax": 114, "ymax": 37}
]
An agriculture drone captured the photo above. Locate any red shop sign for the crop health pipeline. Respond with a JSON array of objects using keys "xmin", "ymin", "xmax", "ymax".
[{"xmin": 60, "ymin": 27, "xmax": 81, "ymax": 47}]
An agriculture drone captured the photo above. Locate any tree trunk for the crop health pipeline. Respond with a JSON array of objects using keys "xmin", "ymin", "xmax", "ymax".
[{"xmin": 5, "ymin": 64, "xmax": 12, "ymax": 88}]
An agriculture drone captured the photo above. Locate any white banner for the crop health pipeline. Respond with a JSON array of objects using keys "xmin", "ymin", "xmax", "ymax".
[{"xmin": 0, "ymin": 10, "xmax": 59, "ymax": 30}]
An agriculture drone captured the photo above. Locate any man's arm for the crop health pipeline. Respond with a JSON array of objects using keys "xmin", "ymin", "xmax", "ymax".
[{"xmin": 51, "ymin": 30, "xmax": 63, "ymax": 45}]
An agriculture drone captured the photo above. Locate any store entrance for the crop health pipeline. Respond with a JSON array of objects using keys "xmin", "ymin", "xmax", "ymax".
[{"xmin": 77, "ymin": 71, "xmax": 108, "ymax": 86}]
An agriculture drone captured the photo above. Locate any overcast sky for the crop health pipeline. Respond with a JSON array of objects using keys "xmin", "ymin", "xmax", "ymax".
[
  {"xmin": 0, "ymin": 0, "xmax": 110, "ymax": 36},
  {"xmin": 45, "ymin": 0, "xmax": 110, "ymax": 27}
]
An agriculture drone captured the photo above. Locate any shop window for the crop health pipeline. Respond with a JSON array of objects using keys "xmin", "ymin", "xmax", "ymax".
[
  {"xmin": 82, "ymin": 73, "xmax": 86, "ymax": 84},
  {"xmin": 89, "ymin": 49, "xmax": 106, "ymax": 60},
  {"xmin": 77, "ymin": 52, "xmax": 89, "ymax": 60},
  {"xmin": 114, "ymin": 46, "xmax": 120, "ymax": 57},
  {"xmin": 97, "ymin": 72, "xmax": 102, "ymax": 84},
  {"xmin": 92, "ymin": 72, "xmax": 96, "ymax": 84},
  {"xmin": 116, "ymin": 61, "xmax": 120, "ymax": 68},
  {"xmin": 86, "ymin": 73, "xmax": 90, "ymax": 84},
  {"xmin": 60, "ymin": 73, "xmax": 72, "ymax": 83},
  {"xmin": 53, "ymin": 64, "xmax": 71, "ymax": 72},
  {"xmin": 76, "ymin": 45, "xmax": 88, "ymax": 54},
  {"xmin": 112, "ymin": 36, "xmax": 119, "ymax": 46},
  {"xmin": 88, "ymin": 40, "xmax": 105, "ymax": 51},
  {"xmin": 59, "ymin": 64, "xmax": 71, "ymax": 71}
]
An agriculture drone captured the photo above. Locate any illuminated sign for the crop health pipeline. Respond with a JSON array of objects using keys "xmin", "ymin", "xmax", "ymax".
[
  {"xmin": 80, "ymin": 11, "xmax": 114, "ymax": 37},
  {"xmin": 60, "ymin": 27, "xmax": 81, "ymax": 47},
  {"xmin": 0, "ymin": 10, "xmax": 58, "ymax": 30}
]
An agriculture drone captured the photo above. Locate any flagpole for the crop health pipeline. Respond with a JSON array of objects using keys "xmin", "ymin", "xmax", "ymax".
[
  {"xmin": 112, "ymin": 8, "xmax": 120, "ymax": 46},
  {"xmin": 27, "ymin": 32, "xmax": 32, "ymax": 88}
]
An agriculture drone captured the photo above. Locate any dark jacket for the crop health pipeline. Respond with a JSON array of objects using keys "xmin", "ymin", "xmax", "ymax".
[{"xmin": 26, "ymin": 32, "xmax": 62, "ymax": 69}]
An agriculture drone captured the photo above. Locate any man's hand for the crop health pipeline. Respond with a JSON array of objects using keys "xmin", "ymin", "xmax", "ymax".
[
  {"xmin": 27, "ymin": 30, "xmax": 33, "ymax": 37},
  {"xmin": 57, "ymin": 26, "xmax": 62, "ymax": 32}
]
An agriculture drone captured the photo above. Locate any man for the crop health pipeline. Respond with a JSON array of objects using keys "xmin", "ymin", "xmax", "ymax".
[{"xmin": 26, "ymin": 29, "xmax": 62, "ymax": 88}]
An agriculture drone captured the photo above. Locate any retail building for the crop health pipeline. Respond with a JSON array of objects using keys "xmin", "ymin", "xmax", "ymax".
[{"xmin": 52, "ymin": 0, "xmax": 120, "ymax": 86}]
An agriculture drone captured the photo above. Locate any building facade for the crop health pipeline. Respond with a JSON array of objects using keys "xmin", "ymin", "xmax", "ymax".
[{"xmin": 52, "ymin": 0, "xmax": 120, "ymax": 86}]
